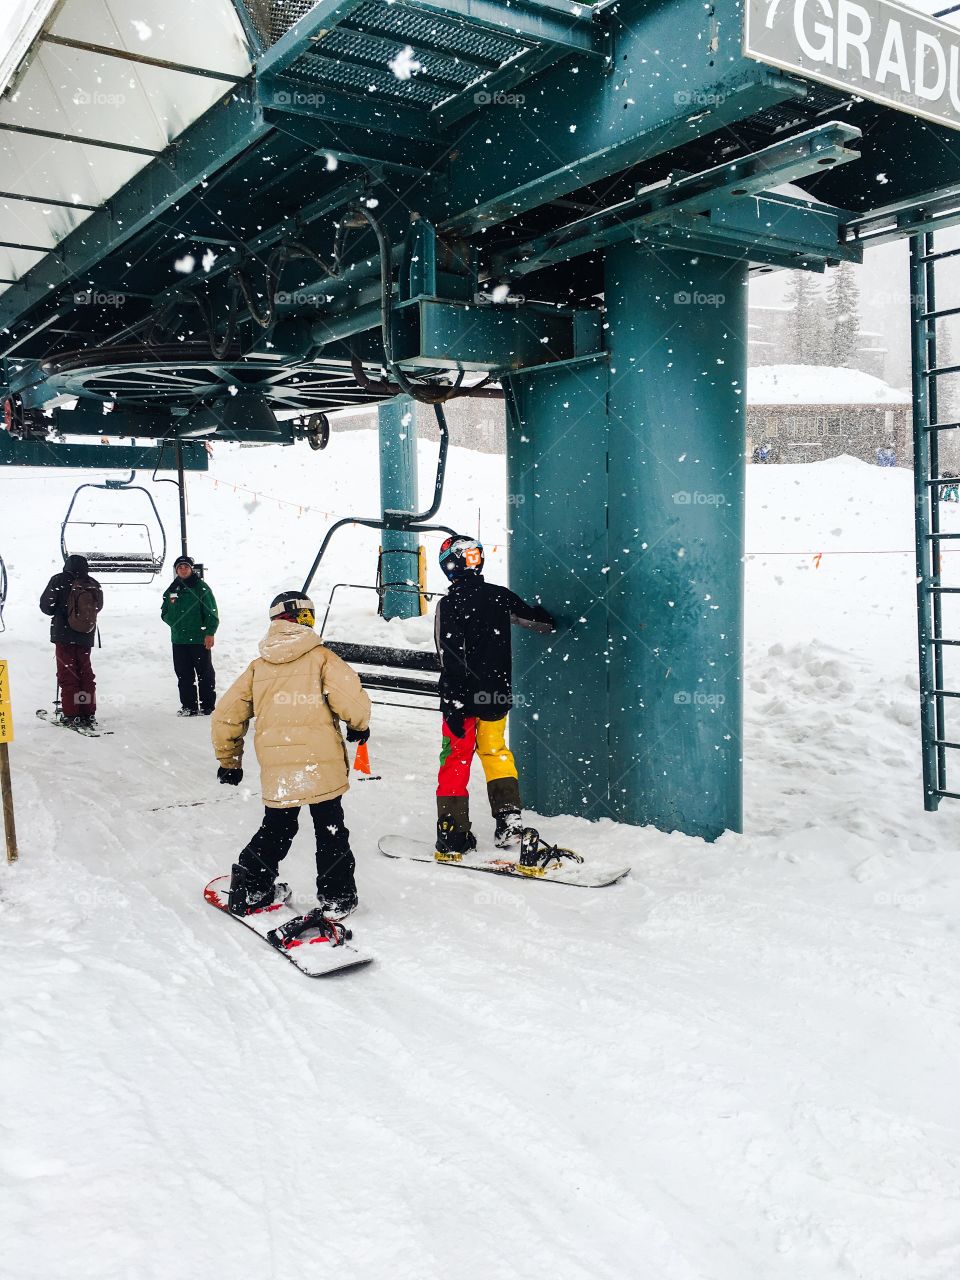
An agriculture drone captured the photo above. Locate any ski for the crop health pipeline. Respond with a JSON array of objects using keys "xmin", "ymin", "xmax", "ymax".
[
  {"xmin": 378, "ymin": 834, "xmax": 630, "ymax": 888},
  {"xmin": 35, "ymin": 709, "xmax": 113, "ymax": 737},
  {"xmin": 203, "ymin": 875, "xmax": 373, "ymax": 977}
]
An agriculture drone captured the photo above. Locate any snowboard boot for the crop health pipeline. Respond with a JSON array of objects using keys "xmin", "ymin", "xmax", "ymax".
[
  {"xmin": 517, "ymin": 828, "xmax": 585, "ymax": 877},
  {"xmin": 227, "ymin": 863, "xmax": 290, "ymax": 916},
  {"xmin": 267, "ymin": 909, "xmax": 352, "ymax": 951},
  {"xmin": 493, "ymin": 808, "xmax": 523, "ymax": 852},
  {"xmin": 436, "ymin": 795, "xmax": 475, "ymax": 862},
  {"xmin": 178, "ymin": 706, "xmax": 199, "ymax": 718},
  {"xmin": 434, "ymin": 817, "xmax": 477, "ymax": 863},
  {"xmin": 317, "ymin": 883, "xmax": 359, "ymax": 920}
]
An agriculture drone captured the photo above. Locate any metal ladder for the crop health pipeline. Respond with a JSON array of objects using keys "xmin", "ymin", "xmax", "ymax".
[{"xmin": 910, "ymin": 231, "xmax": 960, "ymax": 807}]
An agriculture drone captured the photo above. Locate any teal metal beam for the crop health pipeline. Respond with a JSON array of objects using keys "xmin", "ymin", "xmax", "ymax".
[
  {"xmin": 0, "ymin": 434, "xmax": 209, "ymax": 470},
  {"xmin": 496, "ymin": 122, "xmax": 861, "ymax": 276},
  {"xmin": 378, "ymin": 395, "xmax": 422, "ymax": 620},
  {"xmin": 649, "ymin": 196, "xmax": 863, "ymax": 269}
]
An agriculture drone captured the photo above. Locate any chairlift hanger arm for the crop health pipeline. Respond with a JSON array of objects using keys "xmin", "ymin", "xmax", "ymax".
[{"xmin": 301, "ymin": 403, "xmax": 453, "ymax": 593}]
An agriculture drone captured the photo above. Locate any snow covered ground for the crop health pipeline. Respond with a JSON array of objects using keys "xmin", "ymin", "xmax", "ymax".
[{"xmin": 2, "ymin": 437, "xmax": 959, "ymax": 1280}]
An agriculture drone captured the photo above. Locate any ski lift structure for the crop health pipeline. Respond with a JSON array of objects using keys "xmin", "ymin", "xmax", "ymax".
[
  {"xmin": 305, "ymin": 405, "xmax": 455, "ymax": 708},
  {"xmin": 60, "ymin": 470, "xmax": 167, "ymax": 583},
  {"xmin": 0, "ymin": 553, "xmax": 7, "ymax": 632}
]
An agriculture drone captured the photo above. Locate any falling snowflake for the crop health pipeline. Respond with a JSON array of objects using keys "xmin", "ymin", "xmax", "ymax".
[
  {"xmin": 388, "ymin": 46, "xmax": 422, "ymax": 80},
  {"xmin": 131, "ymin": 19, "xmax": 152, "ymax": 40},
  {"xmin": 174, "ymin": 254, "xmax": 195, "ymax": 274}
]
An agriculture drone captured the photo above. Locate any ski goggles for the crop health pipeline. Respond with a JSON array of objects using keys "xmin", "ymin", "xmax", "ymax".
[{"xmin": 269, "ymin": 597, "xmax": 316, "ymax": 627}]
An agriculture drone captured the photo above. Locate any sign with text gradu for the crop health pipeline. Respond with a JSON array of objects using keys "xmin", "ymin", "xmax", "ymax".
[
  {"xmin": 0, "ymin": 660, "xmax": 12, "ymax": 743},
  {"xmin": 744, "ymin": 0, "xmax": 960, "ymax": 132}
]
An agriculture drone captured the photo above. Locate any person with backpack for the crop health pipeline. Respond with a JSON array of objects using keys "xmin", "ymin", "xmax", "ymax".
[
  {"xmin": 211, "ymin": 591, "xmax": 371, "ymax": 921},
  {"xmin": 433, "ymin": 535, "xmax": 555, "ymax": 861},
  {"xmin": 39, "ymin": 554, "xmax": 104, "ymax": 728},
  {"xmin": 160, "ymin": 555, "xmax": 219, "ymax": 716}
]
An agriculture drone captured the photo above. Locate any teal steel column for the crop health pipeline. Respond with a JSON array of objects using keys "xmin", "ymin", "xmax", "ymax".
[
  {"xmin": 504, "ymin": 362, "xmax": 613, "ymax": 822},
  {"xmin": 604, "ymin": 243, "xmax": 746, "ymax": 838},
  {"xmin": 378, "ymin": 395, "xmax": 420, "ymax": 620},
  {"xmin": 505, "ymin": 250, "xmax": 746, "ymax": 839}
]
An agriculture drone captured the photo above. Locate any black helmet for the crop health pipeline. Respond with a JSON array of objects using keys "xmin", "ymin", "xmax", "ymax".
[
  {"xmin": 269, "ymin": 591, "xmax": 316, "ymax": 627},
  {"xmin": 438, "ymin": 535, "xmax": 484, "ymax": 582}
]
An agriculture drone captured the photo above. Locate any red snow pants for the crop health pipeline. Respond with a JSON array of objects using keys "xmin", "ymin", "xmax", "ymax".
[{"xmin": 55, "ymin": 644, "xmax": 96, "ymax": 717}]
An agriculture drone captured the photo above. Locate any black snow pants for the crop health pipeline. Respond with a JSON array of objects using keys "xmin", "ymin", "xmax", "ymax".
[
  {"xmin": 238, "ymin": 798, "xmax": 356, "ymax": 898},
  {"xmin": 172, "ymin": 643, "xmax": 216, "ymax": 713}
]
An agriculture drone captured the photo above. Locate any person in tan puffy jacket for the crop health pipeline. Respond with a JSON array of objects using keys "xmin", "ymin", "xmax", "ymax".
[{"xmin": 211, "ymin": 590, "xmax": 371, "ymax": 919}]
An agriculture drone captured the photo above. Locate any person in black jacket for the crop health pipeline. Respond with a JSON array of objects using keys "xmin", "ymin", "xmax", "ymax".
[
  {"xmin": 434, "ymin": 535, "xmax": 555, "ymax": 856},
  {"xmin": 39, "ymin": 554, "xmax": 103, "ymax": 726}
]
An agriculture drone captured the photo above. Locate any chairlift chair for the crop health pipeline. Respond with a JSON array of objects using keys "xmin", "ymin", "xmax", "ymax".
[
  {"xmin": 61, "ymin": 471, "xmax": 167, "ymax": 583},
  {"xmin": 319, "ymin": 579, "xmax": 442, "ymax": 709}
]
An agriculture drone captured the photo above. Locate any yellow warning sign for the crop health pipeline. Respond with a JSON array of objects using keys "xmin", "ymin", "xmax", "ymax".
[{"xmin": 0, "ymin": 660, "xmax": 13, "ymax": 743}]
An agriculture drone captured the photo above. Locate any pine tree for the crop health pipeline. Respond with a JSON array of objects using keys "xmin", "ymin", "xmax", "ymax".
[
  {"xmin": 786, "ymin": 271, "xmax": 825, "ymax": 364},
  {"xmin": 826, "ymin": 262, "xmax": 861, "ymax": 367}
]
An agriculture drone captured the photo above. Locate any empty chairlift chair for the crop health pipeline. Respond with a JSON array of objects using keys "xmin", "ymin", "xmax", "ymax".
[{"xmin": 60, "ymin": 472, "xmax": 167, "ymax": 582}]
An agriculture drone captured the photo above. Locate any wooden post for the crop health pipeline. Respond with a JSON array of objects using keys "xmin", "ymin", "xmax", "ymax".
[{"xmin": 0, "ymin": 659, "xmax": 16, "ymax": 863}]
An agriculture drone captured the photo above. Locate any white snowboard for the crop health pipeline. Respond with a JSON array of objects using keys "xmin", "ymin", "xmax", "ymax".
[
  {"xmin": 204, "ymin": 876, "xmax": 373, "ymax": 977},
  {"xmin": 378, "ymin": 835, "xmax": 630, "ymax": 888}
]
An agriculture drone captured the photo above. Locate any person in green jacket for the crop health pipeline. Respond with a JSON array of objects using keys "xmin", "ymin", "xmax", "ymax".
[{"xmin": 161, "ymin": 555, "xmax": 219, "ymax": 716}]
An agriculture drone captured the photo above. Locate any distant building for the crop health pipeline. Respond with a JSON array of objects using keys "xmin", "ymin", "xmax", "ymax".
[{"xmin": 747, "ymin": 365, "xmax": 912, "ymax": 465}]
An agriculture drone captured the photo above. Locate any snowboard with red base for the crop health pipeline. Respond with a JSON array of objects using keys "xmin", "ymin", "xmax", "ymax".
[
  {"xmin": 377, "ymin": 833, "xmax": 630, "ymax": 888},
  {"xmin": 203, "ymin": 876, "xmax": 373, "ymax": 977}
]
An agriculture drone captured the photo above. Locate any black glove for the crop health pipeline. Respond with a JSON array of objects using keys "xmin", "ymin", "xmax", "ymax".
[
  {"xmin": 218, "ymin": 766, "xmax": 243, "ymax": 786},
  {"xmin": 346, "ymin": 725, "xmax": 370, "ymax": 744}
]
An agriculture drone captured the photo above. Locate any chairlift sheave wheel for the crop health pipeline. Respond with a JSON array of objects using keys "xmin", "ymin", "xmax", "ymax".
[{"xmin": 306, "ymin": 412, "xmax": 330, "ymax": 451}]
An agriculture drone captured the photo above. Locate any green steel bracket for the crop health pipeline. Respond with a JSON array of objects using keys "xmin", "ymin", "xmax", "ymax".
[
  {"xmin": 400, "ymin": 219, "xmax": 438, "ymax": 301},
  {"xmin": 390, "ymin": 297, "xmax": 600, "ymax": 372},
  {"xmin": 842, "ymin": 182, "xmax": 960, "ymax": 248},
  {"xmin": 632, "ymin": 122, "xmax": 860, "ymax": 223},
  {"xmin": 399, "ymin": 219, "xmax": 476, "ymax": 305},
  {"xmin": 496, "ymin": 121, "xmax": 861, "ymax": 277},
  {"xmin": 648, "ymin": 196, "xmax": 863, "ymax": 269},
  {"xmin": 0, "ymin": 433, "xmax": 209, "ymax": 470}
]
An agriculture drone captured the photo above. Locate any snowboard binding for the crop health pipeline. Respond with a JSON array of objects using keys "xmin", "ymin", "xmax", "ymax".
[
  {"xmin": 266, "ymin": 909, "xmax": 352, "ymax": 951},
  {"xmin": 517, "ymin": 828, "xmax": 585, "ymax": 877}
]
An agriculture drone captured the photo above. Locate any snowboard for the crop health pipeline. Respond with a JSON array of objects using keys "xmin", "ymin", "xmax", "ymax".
[
  {"xmin": 35, "ymin": 709, "xmax": 112, "ymax": 737},
  {"xmin": 203, "ymin": 876, "xmax": 373, "ymax": 977},
  {"xmin": 377, "ymin": 835, "xmax": 630, "ymax": 888}
]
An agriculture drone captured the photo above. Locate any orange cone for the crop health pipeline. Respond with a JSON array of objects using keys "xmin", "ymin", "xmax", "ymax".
[{"xmin": 353, "ymin": 742, "xmax": 371, "ymax": 775}]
